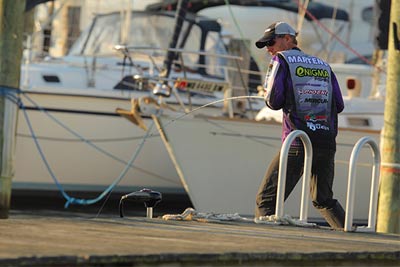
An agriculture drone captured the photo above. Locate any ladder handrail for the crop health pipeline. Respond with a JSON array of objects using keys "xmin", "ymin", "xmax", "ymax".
[
  {"xmin": 344, "ymin": 136, "xmax": 380, "ymax": 232},
  {"xmin": 275, "ymin": 130, "xmax": 313, "ymax": 222}
]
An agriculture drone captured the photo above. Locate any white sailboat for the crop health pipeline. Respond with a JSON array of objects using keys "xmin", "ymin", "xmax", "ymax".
[
  {"xmin": 15, "ymin": 1, "xmax": 385, "ymax": 222},
  {"xmin": 16, "ymin": 8, "xmax": 264, "ymax": 203}
]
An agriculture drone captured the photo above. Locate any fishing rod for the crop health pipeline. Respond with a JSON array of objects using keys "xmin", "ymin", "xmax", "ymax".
[{"xmin": 159, "ymin": 95, "xmax": 265, "ymax": 129}]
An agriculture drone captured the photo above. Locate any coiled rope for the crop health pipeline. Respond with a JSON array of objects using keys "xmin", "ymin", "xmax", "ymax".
[{"xmin": 162, "ymin": 207, "xmax": 318, "ymax": 227}]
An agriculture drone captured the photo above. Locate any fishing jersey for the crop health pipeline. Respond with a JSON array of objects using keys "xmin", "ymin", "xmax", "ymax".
[{"xmin": 263, "ymin": 48, "xmax": 344, "ymax": 149}]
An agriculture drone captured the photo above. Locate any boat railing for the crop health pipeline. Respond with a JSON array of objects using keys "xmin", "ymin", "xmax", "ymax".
[
  {"xmin": 115, "ymin": 45, "xmax": 251, "ymax": 78},
  {"xmin": 345, "ymin": 136, "xmax": 380, "ymax": 232},
  {"xmin": 114, "ymin": 45, "xmax": 263, "ymax": 117},
  {"xmin": 113, "ymin": 45, "xmax": 265, "ymax": 86},
  {"xmin": 275, "ymin": 130, "xmax": 313, "ymax": 223},
  {"xmin": 115, "ymin": 45, "xmax": 244, "ymax": 60}
]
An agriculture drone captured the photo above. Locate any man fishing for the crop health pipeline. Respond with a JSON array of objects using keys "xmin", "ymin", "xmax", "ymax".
[{"xmin": 254, "ymin": 21, "xmax": 346, "ymax": 230}]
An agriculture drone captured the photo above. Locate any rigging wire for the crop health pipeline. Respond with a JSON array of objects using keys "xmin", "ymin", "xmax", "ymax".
[
  {"xmin": 20, "ymin": 98, "xmax": 157, "ymax": 210},
  {"xmin": 16, "ymin": 133, "xmax": 157, "ymax": 143},
  {"xmin": 20, "ymin": 93, "xmax": 178, "ymax": 184},
  {"xmin": 223, "ymin": 0, "xmax": 256, "ymax": 62},
  {"xmin": 294, "ymin": 0, "xmax": 384, "ymax": 73}
]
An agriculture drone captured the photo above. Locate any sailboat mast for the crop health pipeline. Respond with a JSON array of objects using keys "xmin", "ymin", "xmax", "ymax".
[{"xmin": 162, "ymin": 0, "xmax": 189, "ymax": 79}]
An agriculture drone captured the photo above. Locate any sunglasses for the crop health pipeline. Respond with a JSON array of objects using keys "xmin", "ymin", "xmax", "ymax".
[
  {"xmin": 265, "ymin": 35, "xmax": 285, "ymax": 47},
  {"xmin": 265, "ymin": 38, "xmax": 276, "ymax": 47}
]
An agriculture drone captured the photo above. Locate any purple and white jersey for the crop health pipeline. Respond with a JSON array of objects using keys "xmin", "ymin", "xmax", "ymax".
[{"xmin": 263, "ymin": 48, "xmax": 344, "ymax": 149}]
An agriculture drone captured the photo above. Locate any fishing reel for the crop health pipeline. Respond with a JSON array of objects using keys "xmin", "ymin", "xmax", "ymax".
[{"xmin": 119, "ymin": 188, "xmax": 162, "ymax": 218}]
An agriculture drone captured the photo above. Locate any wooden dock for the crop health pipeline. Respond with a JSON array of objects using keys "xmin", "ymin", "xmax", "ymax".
[{"xmin": 0, "ymin": 210, "xmax": 399, "ymax": 267}]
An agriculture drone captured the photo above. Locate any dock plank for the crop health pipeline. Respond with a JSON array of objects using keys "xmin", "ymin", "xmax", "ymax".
[{"xmin": 0, "ymin": 210, "xmax": 398, "ymax": 266}]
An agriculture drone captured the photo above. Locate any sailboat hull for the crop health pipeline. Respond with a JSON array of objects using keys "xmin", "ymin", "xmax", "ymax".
[
  {"xmin": 14, "ymin": 90, "xmax": 187, "ymax": 195},
  {"xmin": 158, "ymin": 114, "xmax": 380, "ymax": 223}
]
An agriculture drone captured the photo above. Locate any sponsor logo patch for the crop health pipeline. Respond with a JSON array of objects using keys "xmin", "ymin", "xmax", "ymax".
[
  {"xmin": 296, "ymin": 66, "xmax": 329, "ymax": 78},
  {"xmin": 307, "ymin": 122, "xmax": 329, "ymax": 131}
]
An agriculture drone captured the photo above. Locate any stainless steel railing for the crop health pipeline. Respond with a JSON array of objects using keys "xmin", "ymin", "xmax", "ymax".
[
  {"xmin": 345, "ymin": 136, "xmax": 380, "ymax": 232},
  {"xmin": 275, "ymin": 130, "xmax": 313, "ymax": 223}
]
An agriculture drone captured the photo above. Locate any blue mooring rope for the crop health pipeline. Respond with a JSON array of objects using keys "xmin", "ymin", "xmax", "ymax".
[
  {"xmin": 19, "ymin": 91, "xmax": 156, "ymax": 208},
  {"xmin": 0, "ymin": 86, "xmax": 21, "ymax": 105}
]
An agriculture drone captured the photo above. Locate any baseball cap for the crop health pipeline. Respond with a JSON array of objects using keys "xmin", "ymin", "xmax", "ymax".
[{"xmin": 255, "ymin": 21, "xmax": 297, "ymax": 48}]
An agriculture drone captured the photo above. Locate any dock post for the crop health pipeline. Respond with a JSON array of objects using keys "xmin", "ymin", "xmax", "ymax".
[
  {"xmin": 377, "ymin": 0, "xmax": 400, "ymax": 234},
  {"xmin": 0, "ymin": 0, "xmax": 25, "ymax": 219}
]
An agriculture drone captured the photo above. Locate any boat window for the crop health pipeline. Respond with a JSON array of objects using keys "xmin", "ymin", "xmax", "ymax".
[
  {"xmin": 69, "ymin": 13, "xmax": 194, "ymax": 59},
  {"xmin": 128, "ymin": 15, "xmax": 180, "ymax": 50},
  {"xmin": 361, "ymin": 6, "xmax": 373, "ymax": 25},
  {"xmin": 67, "ymin": 12, "xmax": 227, "ymax": 79},
  {"xmin": 69, "ymin": 25, "xmax": 91, "ymax": 55},
  {"xmin": 347, "ymin": 117, "xmax": 370, "ymax": 127},
  {"xmin": 69, "ymin": 14, "xmax": 123, "ymax": 56},
  {"xmin": 204, "ymin": 31, "xmax": 227, "ymax": 77},
  {"xmin": 179, "ymin": 26, "xmax": 202, "ymax": 69}
]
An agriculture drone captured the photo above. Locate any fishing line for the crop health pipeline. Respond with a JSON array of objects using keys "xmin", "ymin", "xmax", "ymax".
[
  {"xmin": 159, "ymin": 95, "xmax": 264, "ymax": 129},
  {"xmin": 93, "ymin": 95, "xmax": 265, "ymax": 216}
]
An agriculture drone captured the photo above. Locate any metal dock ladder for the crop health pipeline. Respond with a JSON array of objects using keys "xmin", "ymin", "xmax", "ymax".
[
  {"xmin": 345, "ymin": 136, "xmax": 381, "ymax": 232},
  {"xmin": 277, "ymin": 132, "xmax": 381, "ymax": 231},
  {"xmin": 275, "ymin": 130, "xmax": 313, "ymax": 223}
]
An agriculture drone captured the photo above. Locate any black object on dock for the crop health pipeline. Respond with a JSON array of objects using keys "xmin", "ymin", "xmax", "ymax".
[{"xmin": 119, "ymin": 188, "xmax": 162, "ymax": 218}]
